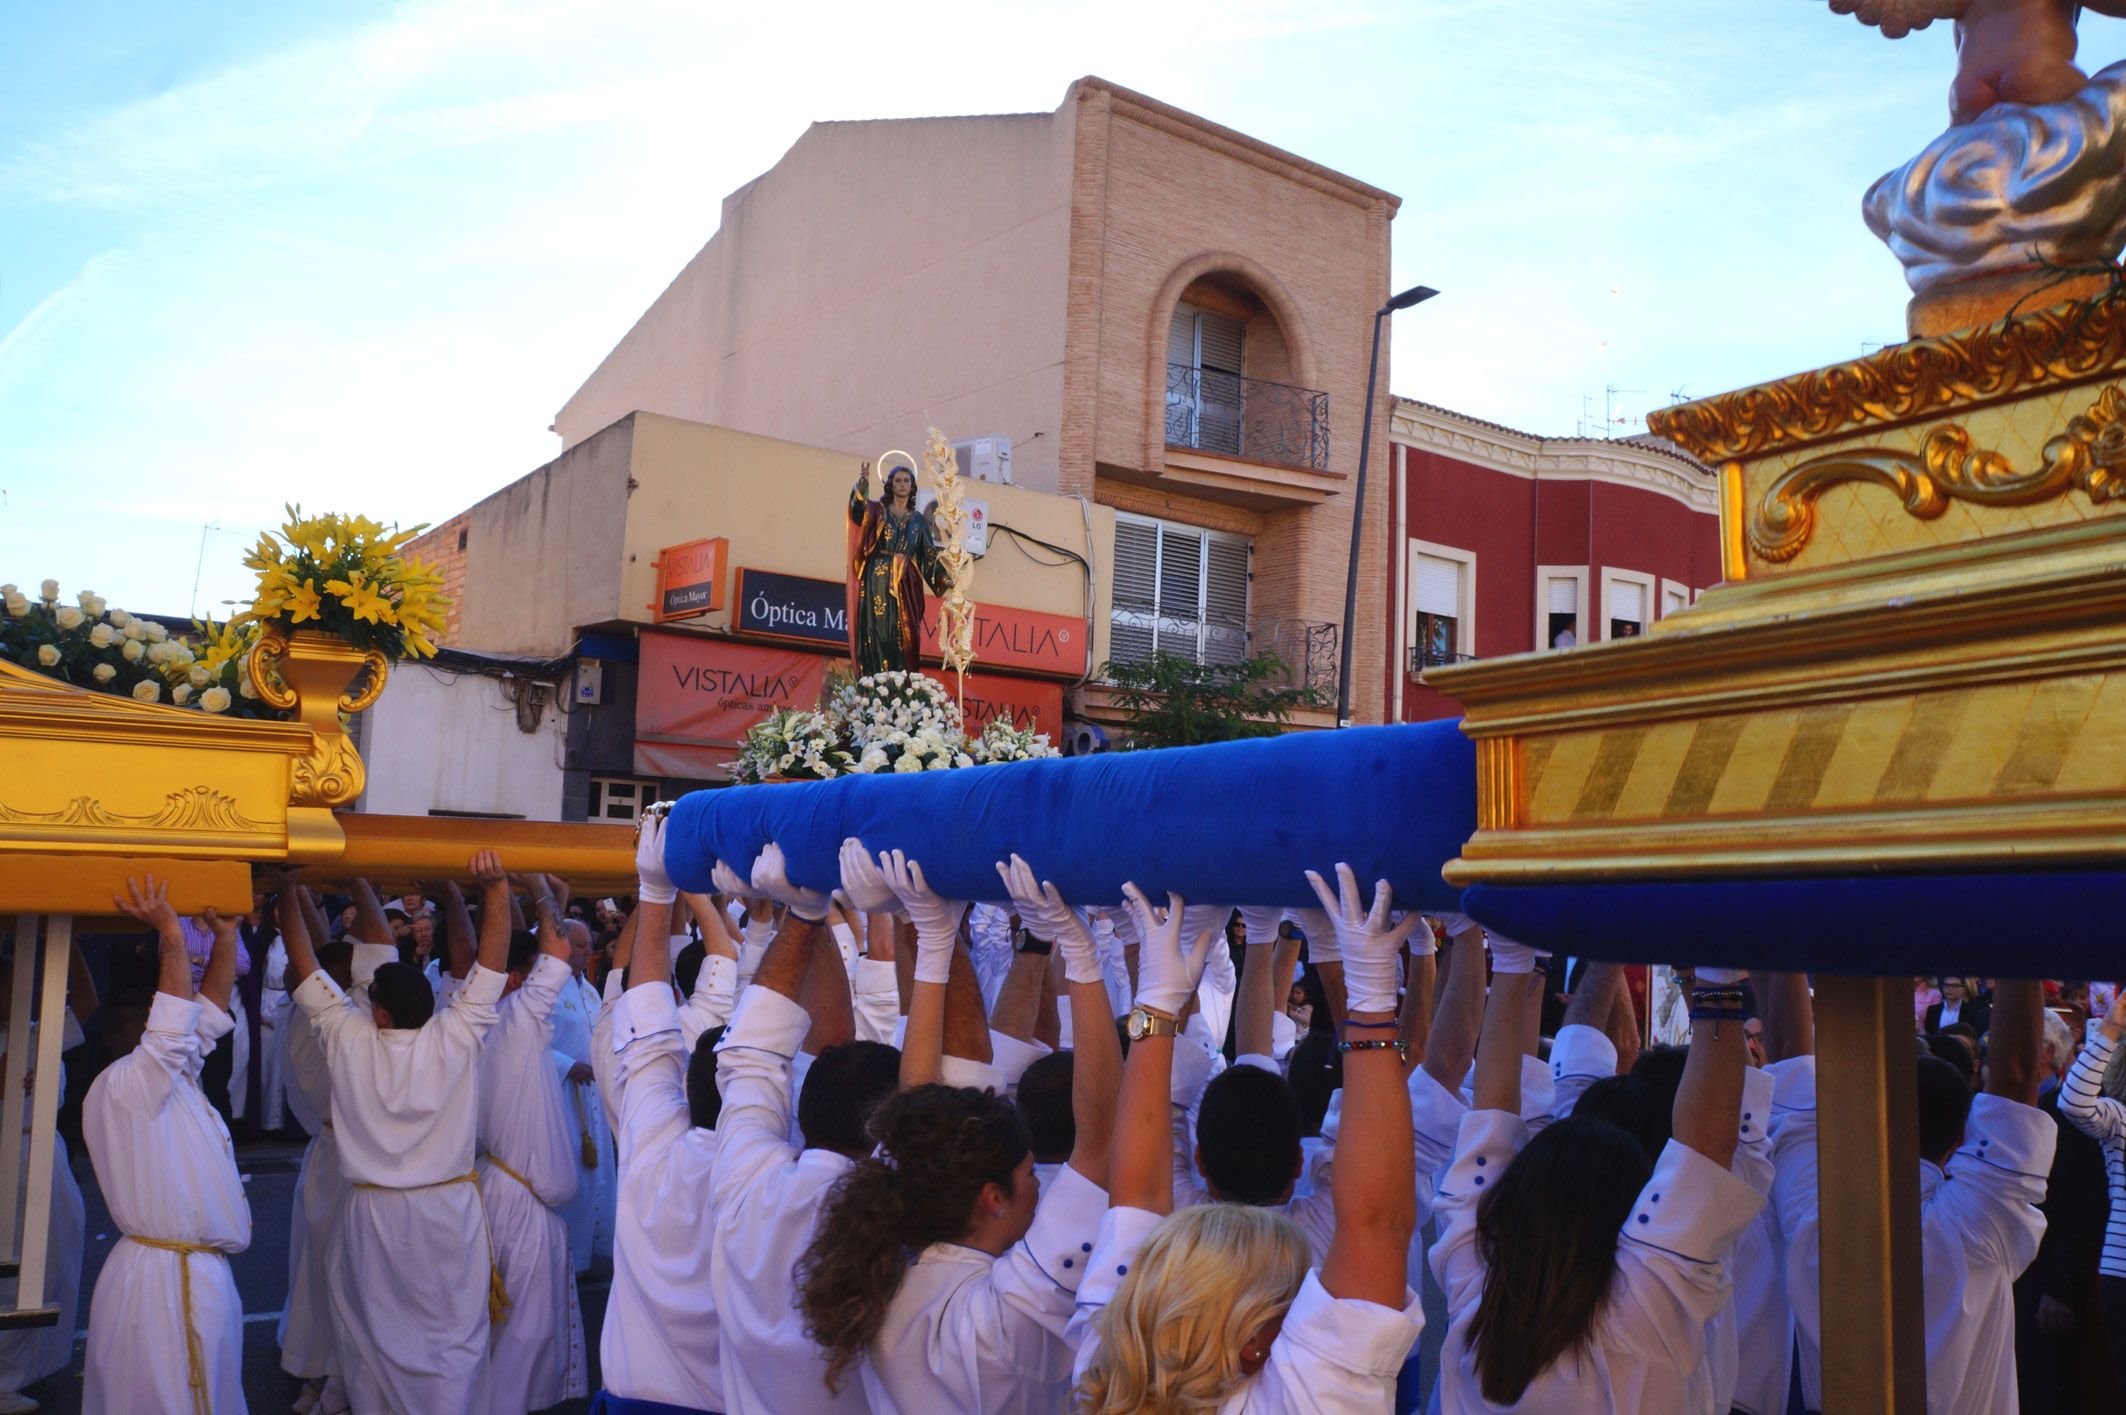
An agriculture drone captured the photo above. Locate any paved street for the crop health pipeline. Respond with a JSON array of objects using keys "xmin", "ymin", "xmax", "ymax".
[{"xmin": 17, "ymin": 1141, "xmax": 604, "ymax": 1415}]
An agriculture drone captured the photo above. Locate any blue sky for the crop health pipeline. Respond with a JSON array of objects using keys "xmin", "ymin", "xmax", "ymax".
[{"xmin": 7, "ymin": 0, "xmax": 2123, "ymax": 617}]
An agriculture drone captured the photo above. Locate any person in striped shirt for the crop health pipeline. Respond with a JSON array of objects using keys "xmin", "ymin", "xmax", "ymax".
[{"xmin": 2058, "ymin": 987, "xmax": 2126, "ymax": 1396}]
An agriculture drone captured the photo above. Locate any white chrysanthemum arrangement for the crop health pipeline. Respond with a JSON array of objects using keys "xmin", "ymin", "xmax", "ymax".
[{"xmin": 733, "ymin": 669, "xmax": 1057, "ymax": 783}]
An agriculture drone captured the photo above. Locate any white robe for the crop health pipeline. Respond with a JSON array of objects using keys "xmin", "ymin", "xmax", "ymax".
[
  {"xmin": 549, "ymin": 972, "xmax": 615, "ymax": 1270},
  {"xmin": 294, "ymin": 963, "xmax": 504, "ymax": 1415},
  {"xmin": 469, "ymin": 956, "xmax": 587, "ymax": 1415},
  {"xmin": 0, "ymin": 1017, "xmax": 85, "ymax": 1395},
  {"xmin": 255, "ymin": 939, "xmax": 292, "ymax": 1132},
  {"xmin": 277, "ymin": 992, "xmax": 340, "ymax": 1383},
  {"xmin": 601, "ymin": 981, "xmax": 723, "ymax": 1411},
  {"xmin": 80, "ymin": 993, "xmax": 251, "ymax": 1415}
]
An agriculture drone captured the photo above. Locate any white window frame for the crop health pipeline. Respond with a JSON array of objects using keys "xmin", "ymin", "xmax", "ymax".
[
  {"xmin": 1109, "ymin": 510, "xmax": 1252, "ymax": 668},
  {"xmin": 1406, "ymin": 539, "xmax": 1475, "ymax": 673},
  {"xmin": 1535, "ymin": 564, "xmax": 1589, "ymax": 651},
  {"xmin": 1600, "ymin": 567, "xmax": 1657, "ymax": 641},
  {"xmin": 589, "ymin": 776, "xmax": 662, "ymax": 823},
  {"xmin": 1660, "ymin": 577, "xmax": 1692, "ymax": 621}
]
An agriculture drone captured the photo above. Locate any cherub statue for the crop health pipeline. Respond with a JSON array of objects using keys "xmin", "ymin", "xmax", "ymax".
[
  {"xmin": 1829, "ymin": 0, "xmax": 2126, "ymax": 123},
  {"xmin": 1824, "ymin": 0, "xmax": 2126, "ymax": 323}
]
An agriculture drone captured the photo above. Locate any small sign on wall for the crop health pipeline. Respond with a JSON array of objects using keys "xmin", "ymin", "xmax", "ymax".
[
  {"xmin": 917, "ymin": 492, "xmax": 989, "ymax": 557},
  {"xmin": 655, "ymin": 538, "xmax": 727, "ymax": 622}
]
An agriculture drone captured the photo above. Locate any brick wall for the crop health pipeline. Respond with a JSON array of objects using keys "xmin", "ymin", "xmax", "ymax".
[
  {"xmin": 404, "ymin": 511, "xmax": 471, "ymax": 645},
  {"xmin": 1060, "ymin": 79, "xmax": 1399, "ymax": 720}
]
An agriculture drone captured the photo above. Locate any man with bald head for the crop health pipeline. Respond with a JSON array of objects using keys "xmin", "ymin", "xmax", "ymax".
[{"xmin": 548, "ymin": 910, "xmax": 617, "ymax": 1271}]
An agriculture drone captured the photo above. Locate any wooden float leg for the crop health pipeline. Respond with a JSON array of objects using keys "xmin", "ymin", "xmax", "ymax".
[{"xmin": 1815, "ymin": 975, "xmax": 1926, "ymax": 1415}]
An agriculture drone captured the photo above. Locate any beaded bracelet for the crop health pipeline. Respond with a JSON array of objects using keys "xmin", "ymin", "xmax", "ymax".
[{"xmin": 1337, "ymin": 1036, "xmax": 1408, "ymax": 1061}]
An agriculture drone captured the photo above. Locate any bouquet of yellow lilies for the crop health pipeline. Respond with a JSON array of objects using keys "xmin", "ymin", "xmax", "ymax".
[{"xmin": 240, "ymin": 505, "xmax": 450, "ymax": 661}]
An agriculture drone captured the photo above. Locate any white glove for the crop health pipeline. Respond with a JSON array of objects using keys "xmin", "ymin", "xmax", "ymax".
[
  {"xmin": 881, "ymin": 849, "xmax": 965, "ymax": 985},
  {"xmin": 1304, "ymin": 864, "xmax": 1424, "ymax": 1014},
  {"xmin": 1432, "ymin": 911, "xmax": 1482, "ymax": 941},
  {"xmin": 998, "ymin": 855, "xmax": 1103, "ymax": 986},
  {"xmin": 1109, "ymin": 906, "xmax": 1139, "ymax": 950},
  {"xmin": 1180, "ymin": 902, "xmax": 1232, "ymax": 951},
  {"xmin": 1122, "ymin": 883, "xmax": 1214, "ymax": 1016},
  {"xmin": 1237, "ymin": 905, "xmax": 1284, "ymax": 947},
  {"xmin": 635, "ymin": 813, "xmax": 676, "ymax": 905},
  {"xmin": 1488, "ymin": 933, "xmax": 1547, "ymax": 976},
  {"xmin": 1696, "ymin": 966, "xmax": 1749, "ymax": 985},
  {"xmin": 838, "ymin": 837, "xmax": 901, "ymax": 916},
  {"xmin": 750, "ymin": 842, "xmax": 832, "ymax": 922},
  {"xmin": 1401, "ymin": 912, "xmax": 1437, "ymax": 956},
  {"xmin": 712, "ymin": 859, "xmax": 766, "ymax": 905},
  {"xmin": 1286, "ymin": 906, "xmax": 1339, "ymax": 965}
]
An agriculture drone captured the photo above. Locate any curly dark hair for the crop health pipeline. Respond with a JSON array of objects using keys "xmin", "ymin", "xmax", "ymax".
[{"xmin": 795, "ymin": 1083, "xmax": 1031, "ymax": 1393}]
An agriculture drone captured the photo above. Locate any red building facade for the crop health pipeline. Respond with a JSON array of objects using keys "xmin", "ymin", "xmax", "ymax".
[{"xmin": 1385, "ymin": 398, "xmax": 1722, "ymax": 723}]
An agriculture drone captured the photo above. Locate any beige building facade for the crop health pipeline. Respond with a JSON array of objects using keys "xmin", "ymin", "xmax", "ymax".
[{"xmin": 557, "ymin": 76, "xmax": 1401, "ymax": 721}]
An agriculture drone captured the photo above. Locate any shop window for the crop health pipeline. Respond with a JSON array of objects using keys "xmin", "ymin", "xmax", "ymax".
[{"xmin": 589, "ymin": 776, "xmax": 662, "ymax": 823}]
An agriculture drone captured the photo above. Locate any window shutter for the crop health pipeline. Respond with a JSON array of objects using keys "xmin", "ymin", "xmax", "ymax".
[
  {"xmin": 1547, "ymin": 577, "xmax": 1579, "ymax": 613},
  {"xmin": 1168, "ymin": 308, "xmax": 1197, "ymax": 368},
  {"xmin": 1203, "ymin": 538, "xmax": 1249, "ymax": 665},
  {"xmin": 1610, "ymin": 579, "xmax": 1646, "ymax": 624},
  {"xmin": 1414, "ymin": 554, "xmax": 1462, "ymax": 617},
  {"xmin": 1157, "ymin": 526, "xmax": 1204, "ymax": 621},
  {"xmin": 1110, "ymin": 519, "xmax": 1158, "ymax": 665},
  {"xmin": 1197, "ymin": 312, "xmax": 1244, "ymax": 374}
]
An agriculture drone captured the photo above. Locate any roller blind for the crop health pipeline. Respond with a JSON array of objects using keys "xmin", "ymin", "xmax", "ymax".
[
  {"xmin": 1547, "ymin": 577, "xmax": 1579, "ymax": 613},
  {"xmin": 1610, "ymin": 579, "xmax": 1646, "ymax": 624},
  {"xmin": 1108, "ymin": 512, "xmax": 1251, "ymax": 667},
  {"xmin": 1414, "ymin": 554, "xmax": 1462, "ymax": 617}
]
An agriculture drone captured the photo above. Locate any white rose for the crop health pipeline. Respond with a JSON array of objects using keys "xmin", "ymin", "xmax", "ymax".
[
  {"xmin": 238, "ymin": 676, "xmax": 258, "ymax": 699},
  {"xmin": 53, "ymin": 606, "xmax": 83, "ymax": 631},
  {"xmin": 88, "ymin": 623, "xmax": 115, "ymax": 648},
  {"xmin": 132, "ymin": 679, "xmax": 160, "ymax": 703},
  {"xmin": 3, "ymin": 595, "xmax": 26, "ymax": 618},
  {"xmin": 39, "ymin": 579, "xmax": 58, "ymax": 602},
  {"xmin": 122, "ymin": 620, "xmax": 146, "ymax": 642},
  {"xmin": 35, "ymin": 644, "xmax": 59, "ymax": 667},
  {"xmin": 171, "ymin": 683, "xmax": 192, "ymax": 705},
  {"xmin": 108, "ymin": 609, "xmax": 130, "ymax": 628},
  {"xmin": 189, "ymin": 666, "xmax": 211, "ymax": 688},
  {"xmin": 121, "ymin": 638, "xmax": 144, "ymax": 662},
  {"xmin": 91, "ymin": 663, "xmax": 116, "ymax": 684},
  {"xmin": 0, "ymin": 584, "xmax": 14, "ymax": 597},
  {"xmin": 145, "ymin": 622, "xmax": 168, "ymax": 643},
  {"xmin": 893, "ymin": 753, "xmax": 921, "ymax": 773},
  {"xmin": 200, "ymin": 686, "xmax": 231, "ymax": 713}
]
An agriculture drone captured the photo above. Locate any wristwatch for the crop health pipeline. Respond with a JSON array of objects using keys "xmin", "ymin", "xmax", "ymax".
[
  {"xmin": 1125, "ymin": 1006, "xmax": 1180, "ymax": 1041},
  {"xmin": 1013, "ymin": 927, "xmax": 1053, "ymax": 956}
]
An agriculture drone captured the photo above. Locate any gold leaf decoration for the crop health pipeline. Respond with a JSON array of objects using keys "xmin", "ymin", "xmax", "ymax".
[
  {"xmin": 0, "ymin": 785, "xmax": 269, "ymax": 834},
  {"xmin": 1750, "ymin": 384, "xmax": 2126, "ymax": 561},
  {"xmin": 1649, "ymin": 298, "xmax": 2126, "ymax": 463}
]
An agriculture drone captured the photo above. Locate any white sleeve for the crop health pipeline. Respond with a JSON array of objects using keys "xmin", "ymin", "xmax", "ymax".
[
  {"xmin": 959, "ymin": 1162, "xmax": 1108, "ymax": 1356},
  {"xmin": 1933, "ymin": 1093, "xmax": 2055, "ymax": 1277},
  {"xmin": 680, "ymin": 955, "xmax": 739, "ymax": 1051},
  {"xmin": 1549, "ymin": 1022, "xmax": 1618, "ymax": 1121},
  {"xmin": 852, "ymin": 957, "xmax": 901, "ymax": 1045},
  {"xmin": 1248, "ymin": 1270, "xmax": 1423, "ymax": 1411},
  {"xmin": 1608, "ymin": 1139, "xmax": 1768, "ymax": 1368},
  {"xmin": 1428, "ymin": 1109, "xmax": 1529, "ymax": 1321},
  {"xmin": 2060, "ymin": 1032, "xmax": 2126, "ymax": 1144},
  {"xmin": 710, "ymin": 987, "xmax": 805, "ymax": 1200}
]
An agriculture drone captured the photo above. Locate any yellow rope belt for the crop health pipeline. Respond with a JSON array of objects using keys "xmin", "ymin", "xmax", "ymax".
[
  {"xmin": 479, "ymin": 1150, "xmax": 535, "ymax": 1195},
  {"xmin": 570, "ymin": 1081, "xmax": 598, "ymax": 1170},
  {"xmin": 350, "ymin": 1170, "xmax": 511, "ymax": 1326},
  {"xmin": 126, "ymin": 1235, "xmax": 219, "ymax": 1415}
]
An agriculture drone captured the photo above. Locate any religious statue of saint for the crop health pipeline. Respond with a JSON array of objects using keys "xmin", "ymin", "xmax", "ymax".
[{"xmin": 846, "ymin": 459, "xmax": 949, "ymax": 678}]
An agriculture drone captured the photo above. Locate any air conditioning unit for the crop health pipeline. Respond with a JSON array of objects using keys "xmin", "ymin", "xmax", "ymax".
[
  {"xmin": 950, "ymin": 435, "xmax": 1013, "ymax": 485},
  {"xmin": 1064, "ymin": 723, "xmax": 1109, "ymax": 757}
]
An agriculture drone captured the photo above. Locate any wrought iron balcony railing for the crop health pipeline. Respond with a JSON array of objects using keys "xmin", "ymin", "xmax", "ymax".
[
  {"xmin": 1409, "ymin": 644, "xmax": 1478, "ymax": 676},
  {"xmin": 1253, "ymin": 618, "xmax": 1340, "ymax": 698},
  {"xmin": 1166, "ymin": 364, "xmax": 1330, "ymax": 473}
]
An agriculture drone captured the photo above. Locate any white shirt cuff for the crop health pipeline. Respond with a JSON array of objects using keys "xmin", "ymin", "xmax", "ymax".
[
  {"xmin": 610, "ymin": 980, "xmax": 681, "ymax": 1053},
  {"xmin": 1962, "ymin": 1092, "xmax": 2058, "ymax": 1179},
  {"xmin": 987, "ymin": 1031, "xmax": 1052, "ymax": 1089},
  {"xmin": 1627, "ymin": 1139, "xmax": 1768, "ymax": 1263},
  {"xmin": 1279, "ymin": 1268, "xmax": 1425, "ymax": 1378},
  {"xmin": 1020, "ymin": 1162, "xmax": 1109, "ymax": 1291},
  {"xmin": 459, "ymin": 964, "xmax": 507, "ymax": 1007},
  {"xmin": 1550, "ymin": 1023, "xmax": 1617, "ymax": 1084},
  {"xmin": 1076, "ymin": 1205, "xmax": 1162, "ymax": 1310},
  {"xmin": 725, "ymin": 986, "xmax": 809, "ymax": 1057}
]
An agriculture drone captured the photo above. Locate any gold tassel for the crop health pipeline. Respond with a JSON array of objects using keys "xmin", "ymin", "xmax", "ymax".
[
  {"xmin": 573, "ymin": 1082, "xmax": 599, "ymax": 1170},
  {"xmin": 489, "ymin": 1260, "xmax": 512, "ymax": 1327}
]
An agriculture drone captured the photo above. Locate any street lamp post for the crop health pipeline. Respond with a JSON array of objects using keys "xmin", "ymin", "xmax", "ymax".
[{"xmin": 1336, "ymin": 284, "xmax": 1438, "ymax": 727}]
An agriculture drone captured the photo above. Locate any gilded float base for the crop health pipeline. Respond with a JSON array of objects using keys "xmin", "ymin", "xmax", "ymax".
[{"xmin": 1432, "ymin": 514, "xmax": 2126, "ymax": 885}]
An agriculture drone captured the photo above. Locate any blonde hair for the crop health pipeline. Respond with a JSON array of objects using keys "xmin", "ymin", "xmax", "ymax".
[{"xmin": 1075, "ymin": 1205, "xmax": 1310, "ymax": 1414}]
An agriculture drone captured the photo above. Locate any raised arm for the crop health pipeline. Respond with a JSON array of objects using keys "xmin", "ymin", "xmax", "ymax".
[
  {"xmin": 198, "ymin": 908, "xmax": 241, "ymax": 1013},
  {"xmin": 1397, "ymin": 921, "xmax": 1437, "ymax": 1065},
  {"xmin": 117, "ymin": 877, "xmax": 193, "ymax": 1002},
  {"xmin": 1003, "ymin": 856, "xmax": 1124, "ymax": 1189},
  {"xmin": 1471, "ymin": 938, "xmax": 1536, "ymax": 1115},
  {"xmin": 631, "ymin": 820, "xmax": 677, "ymax": 990},
  {"xmin": 1291, "ymin": 906, "xmax": 1346, "ymax": 1029},
  {"xmin": 518, "ymin": 874, "xmax": 571, "ymax": 965},
  {"xmin": 349, "ymin": 877, "xmax": 395, "ymax": 950},
  {"xmin": 1424, "ymin": 918, "xmax": 1489, "ymax": 1091},
  {"xmin": 1306, "ymin": 865, "xmax": 1424, "ymax": 1306},
  {"xmin": 1109, "ymin": 885, "xmax": 1211, "ymax": 1213},
  {"xmin": 273, "ymin": 873, "xmax": 319, "ymax": 986},
  {"xmin": 880, "ymin": 848, "xmax": 972, "ymax": 1089},
  {"xmin": 1758, "ymin": 970, "xmax": 1815, "ymax": 1064},
  {"xmin": 439, "ymin": 880, "xmax": 476, "ymax": 979},
  {"xmin": 747, "ymin": 844, "xmax": 849, "ymax": 1054},
  {"xmin": 1671, "ymin": 967, "xmax": 1750, "ymax": 1170},
  {"xmin": 682, "ymin": 893, "xmax": 739, "ymax": 962},
  {"xmin": 467, "ymin": 850, "xmax": 514, "ymax": 977},
  {"xmin": 2064, "ymin": 988, "xmax": 2126, "ymax": 1141},
  {"xmin": 1234, "ymin": 905, "xmax": 1285, "ymax": 1061}
]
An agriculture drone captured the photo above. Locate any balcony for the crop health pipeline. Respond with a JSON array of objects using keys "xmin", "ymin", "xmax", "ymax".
[
  {"xmin": 1409, "ymin": 644, "xmax": 1478, "ymax": 677},
  {"xmin": 1154, "ymin": 364, "xmax": 1341, "ymax": 510},
  {"xmin": 1254, "ymin": 617, "xmax": 1340, "ymax": 697},
  {"xmin": 1166, "ymin": 364, "xmax": 1329, "ymax": 471}
]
